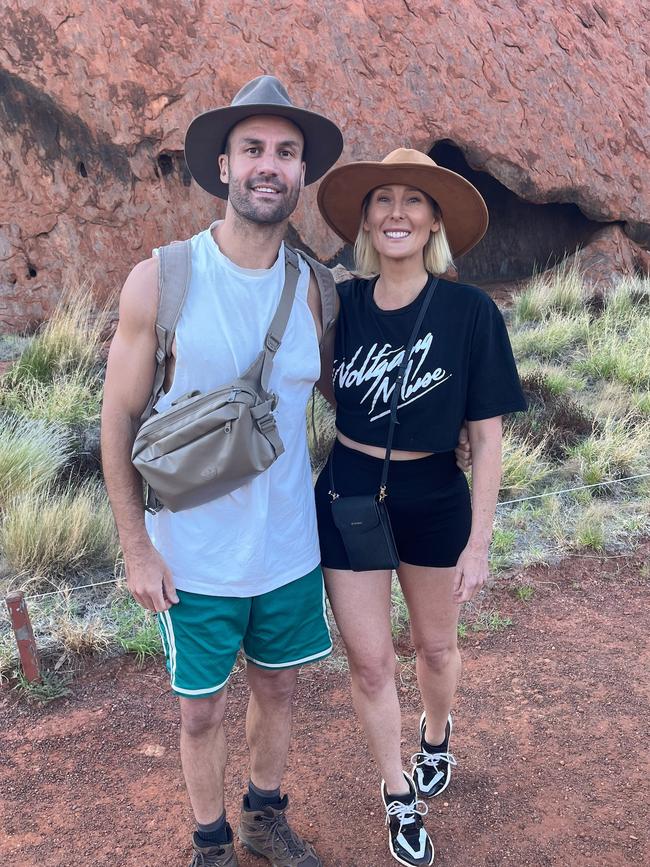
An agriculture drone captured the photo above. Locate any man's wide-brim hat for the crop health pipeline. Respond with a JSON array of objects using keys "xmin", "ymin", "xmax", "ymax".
[
  {"xmin": 184, "ymin": 75, "xmax": 343, "ymax": 199},
  {"xmin": 317, "ymin": 148, "xmax": 489, "ymax": 257}
]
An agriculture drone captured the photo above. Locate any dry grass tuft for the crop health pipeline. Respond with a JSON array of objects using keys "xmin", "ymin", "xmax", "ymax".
[
  {"xmin": 0, "ymin": 416, "xmax": 71, "ymax": 510},
  {"xmin": 0, "ymin": 479, "xmax": 119, "ymax": 580}
]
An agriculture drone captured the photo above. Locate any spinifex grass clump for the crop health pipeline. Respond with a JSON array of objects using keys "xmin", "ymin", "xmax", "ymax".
[
  {"xmin": 307, "ymin": 388, "xmax": 336, "ymax": 472},
  {"xmin": 514, "ymin": 262, "xmax": 586, "ymax": 324},
  {"xmin": 0, "ymin": 479, "xmax": 118, "ymax": 580},
  {"xmin": 4, "ymin": 277, "xmax": 110, "ymax": 389},
  {"xmin": 510, "ymin": 312, "xmax": 590, "ymax": 362},
  {"xmin": 604, "ymin": 275, "xmax": 650, "ymax": 320},
  {"xmin": 0, "ymin": 415, "xmax": 70, "ymax": 510},
  {"xmin": 1, "ymin": 370, "xmax": 103, "ymax": 425},
  {"xmin": 568, "ymin": 415, "xmax": 650, "ymax": 487},
  {"xmin": 507, "ymin": 371, "xmax": 594, "ymax": 461},
  {"xmin": 499, "ymin": 429, "xmax": 553, "ymax": 496}
]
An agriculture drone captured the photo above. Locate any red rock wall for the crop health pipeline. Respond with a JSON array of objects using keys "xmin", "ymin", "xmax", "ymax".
[{"xmin": 1, "ymin": 0, "xmax": 648, "ymax": 329}]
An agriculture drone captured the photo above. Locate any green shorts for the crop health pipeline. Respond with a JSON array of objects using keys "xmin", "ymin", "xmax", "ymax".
[{"xmin": 157, "ymin": 565, "xmax": 332, "ymax": 698}]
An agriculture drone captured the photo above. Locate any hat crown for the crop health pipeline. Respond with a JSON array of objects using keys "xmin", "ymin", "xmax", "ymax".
[
  {"xmin": 231, "ymin": 75, "xmax": 292, "ymax": 109},
  {"xmin": 381, "ymin": 148, "xmax": 439, "ymax": 168}
]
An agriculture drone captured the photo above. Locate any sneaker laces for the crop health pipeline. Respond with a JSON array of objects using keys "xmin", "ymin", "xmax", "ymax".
[
  {"xmin": 410, "ymin": 749, "xmax": 457, "ymax": 771},
  {"xmin": 260, "ymin": 811, "xmax": 308, "ymax": 860},
  {"xmin": 384, "ymin": 796, "xmax": 428, "ymax": 836}
]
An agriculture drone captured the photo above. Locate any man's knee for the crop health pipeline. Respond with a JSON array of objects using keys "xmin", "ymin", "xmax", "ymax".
[
  {"xmin": 179, "ymin": 690, "xmax": 227, "ymax": 738},
  {"xmin": 247, "ymin": 665, "xmax": 299, "ymax": 706}
]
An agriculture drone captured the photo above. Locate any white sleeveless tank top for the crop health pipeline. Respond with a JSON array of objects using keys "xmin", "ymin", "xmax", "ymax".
[{"xmin": 145, "ymin": 224, "xmax": 321, "ymax": 597}]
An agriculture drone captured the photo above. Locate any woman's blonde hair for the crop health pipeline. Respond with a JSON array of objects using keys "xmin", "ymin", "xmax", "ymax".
[{"xmin": 353, "ymin": 191, "xmax": 454, "ymax": 276}]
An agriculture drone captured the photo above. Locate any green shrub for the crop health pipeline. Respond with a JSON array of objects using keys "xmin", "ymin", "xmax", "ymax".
[{"xmin": 108, "ymin": 592, "xmax": 162, "ymax": 663}]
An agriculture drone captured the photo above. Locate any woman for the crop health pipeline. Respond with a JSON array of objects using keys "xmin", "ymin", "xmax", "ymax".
[{"xmin": 314, "ymin": 149, "xmax": 527, "ymax": 866}]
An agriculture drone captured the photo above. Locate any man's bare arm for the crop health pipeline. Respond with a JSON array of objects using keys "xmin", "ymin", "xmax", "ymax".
[{"xmin": 101, "ymin": 257, "xmax": 178, "ymax": 612}]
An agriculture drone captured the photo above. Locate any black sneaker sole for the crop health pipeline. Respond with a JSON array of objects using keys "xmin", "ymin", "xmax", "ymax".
[{"xmin": 388, "ymin": 836, "xmax": 435, "ymax": 867}]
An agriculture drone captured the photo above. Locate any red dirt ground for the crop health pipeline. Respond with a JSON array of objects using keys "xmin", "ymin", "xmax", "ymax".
[{"xmin": 1, "ymin": 545, "xmax": 649, "ymax": 867}]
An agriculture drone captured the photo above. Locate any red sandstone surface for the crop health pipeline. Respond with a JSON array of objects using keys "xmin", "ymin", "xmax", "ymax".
[{"xmin": 1, "ymin": 0, "xmax": 649, "ymax": 329}]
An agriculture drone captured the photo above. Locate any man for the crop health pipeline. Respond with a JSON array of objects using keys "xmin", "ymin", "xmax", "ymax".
[
  {"xmin": 101, "ymin": 76, "xmax": 343, "ymax": 867},
  {"xmin": 102, "ymin": 74, "xmax": 472, "ymax": 867}
]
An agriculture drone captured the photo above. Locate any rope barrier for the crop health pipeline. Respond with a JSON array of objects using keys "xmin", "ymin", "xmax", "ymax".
[
  {"xmin": 497, "ymin": 471, "xmax": 650, "ymax": 507},
  {"xmin": 25, "ymin": 577, "xmax": 124, "ymax": 601},
  {"xmin": 13, "ymin": 469, "xmax": 649, "ymax": 602}
]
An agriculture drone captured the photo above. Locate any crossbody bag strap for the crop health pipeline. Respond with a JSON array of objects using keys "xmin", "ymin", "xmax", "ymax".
[
  {"xmin": 141, "ymin": 239, "xmax": 192, "ymax": 422},
  {"xmin": 257, "ymin": 245, "xmax": 301, "ymax": 392},
  {"xmin": 379, "ymin": 277, "xmax": 439, "ymax": 496},
  {"xmin": 329, "ymin": 277, "xmax": 439, "ymax": 500}
]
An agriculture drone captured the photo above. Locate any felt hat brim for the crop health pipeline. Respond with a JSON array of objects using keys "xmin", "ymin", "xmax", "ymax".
[
  {"xmin": 317, "ymin": 149, "xmax": 488, "ymax": 258},
  {"xmin": 184, "ymin": 77, "xmax": 343, "ymax": 199}
]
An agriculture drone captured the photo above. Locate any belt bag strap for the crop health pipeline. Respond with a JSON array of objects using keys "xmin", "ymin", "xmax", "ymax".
[{"xmin": 259, "ymin": 246, "xmax": 301, "ymax": 392}]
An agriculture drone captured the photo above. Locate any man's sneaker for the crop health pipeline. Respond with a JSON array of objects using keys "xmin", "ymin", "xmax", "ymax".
[
  {"xmin": 238, "ymin": 794, "xmax": 322, "ymax": 866},
  {"xmin": 411, "ymin": 712, "xmax": 457, "ymax": 799},
  {"xmin": 189, "ymin": 825, "xmax": 239, "ymax": 867},
  {"xmin": 381, "ymin": 773, "xmax": 434, "ymax": 866}
]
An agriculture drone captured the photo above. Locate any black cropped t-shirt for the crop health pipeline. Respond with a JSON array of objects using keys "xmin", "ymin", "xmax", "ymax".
[{"xmin": 333, "ymin": 274, "xmax": 527, "ymax": 452}]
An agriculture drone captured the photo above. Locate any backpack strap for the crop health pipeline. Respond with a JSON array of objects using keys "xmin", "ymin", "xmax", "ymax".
[
  {"xmin": 294, "ymin": 250, "xmax": 338, "ymax": 344},
  {"xmin": 141, "ymin": 239, "xmax": 192, "ymax": 422}
]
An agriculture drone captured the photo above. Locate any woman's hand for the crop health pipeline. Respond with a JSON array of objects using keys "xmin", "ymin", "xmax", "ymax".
[{"xmin": 452, "ymin": 543, "xmax": 490, "ymax": 604}]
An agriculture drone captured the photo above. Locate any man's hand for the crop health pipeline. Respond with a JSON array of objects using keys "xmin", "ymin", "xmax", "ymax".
[
  {"xmin": 454, "ymin": 424, "xmax": 472, "ymax": 472},
  {"xmin": 125, "ymin": 544, "xmax": 179, "ymax": 612},
  {"xmin": 452, "ymin": 544, "xmax": 489, "ymax": 604}
]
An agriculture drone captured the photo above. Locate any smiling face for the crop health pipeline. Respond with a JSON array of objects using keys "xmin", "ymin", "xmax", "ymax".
[
  {"xmin": 218, "ymin": 115, "xmax": 306, "ymax": 225},
  {"xmin": 363, "ymin": 184, "xmax": 440, "ymax": 264}
]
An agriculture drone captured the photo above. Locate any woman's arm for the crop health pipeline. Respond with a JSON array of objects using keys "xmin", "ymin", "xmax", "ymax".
[{"xmin": 452, "ymin": 415, "xmax": 502, "ymax": 604}]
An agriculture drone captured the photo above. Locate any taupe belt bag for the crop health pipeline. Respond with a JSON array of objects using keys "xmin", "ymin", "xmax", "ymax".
[{"xmin": 132, "ymin": 241, "xmax": 332, "ymax": 513}]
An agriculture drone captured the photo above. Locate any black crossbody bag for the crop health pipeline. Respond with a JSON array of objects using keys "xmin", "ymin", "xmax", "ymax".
[{"xmin": 328, "ymin": 277, "xmax": 439, "ymax": 572}]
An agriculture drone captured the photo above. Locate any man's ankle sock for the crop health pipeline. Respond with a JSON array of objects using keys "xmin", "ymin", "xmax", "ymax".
[
  {"xmin": 196, "ymin": 811, "xmax": 229, "ymax": 845},
  {"xmin": 246, "ymin": 779, "xmax": 282, "ymax": 811}
]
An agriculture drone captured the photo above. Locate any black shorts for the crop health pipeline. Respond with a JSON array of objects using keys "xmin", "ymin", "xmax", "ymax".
[{"xmin": 315, "ymin": 440, "xmax": 472, "ymax": 569}]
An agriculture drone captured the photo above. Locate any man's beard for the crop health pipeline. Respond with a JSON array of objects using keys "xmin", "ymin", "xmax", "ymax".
[{"xmin": 228, "ymin": 174, "xmax": 301, "ymax": 225}]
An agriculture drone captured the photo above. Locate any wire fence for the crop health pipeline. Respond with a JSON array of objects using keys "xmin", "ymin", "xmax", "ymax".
[{"xmin": 11, "ymin": 469, "xmax": 650, "ymax": 603}]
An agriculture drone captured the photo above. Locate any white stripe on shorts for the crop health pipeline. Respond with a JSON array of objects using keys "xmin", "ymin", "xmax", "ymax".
[
  {"xmin": 244, "ymin": 645, "xmax": 332, "ymax": 669},
  {"xmin": 159, "ymin": 609, "xmax": 230, "ymax": 696}
]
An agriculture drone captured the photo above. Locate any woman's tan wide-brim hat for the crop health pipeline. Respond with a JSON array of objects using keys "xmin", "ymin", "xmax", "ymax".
[{"xmin": 317, "ymin": 148, "xmax": 489, "ymax": 257}]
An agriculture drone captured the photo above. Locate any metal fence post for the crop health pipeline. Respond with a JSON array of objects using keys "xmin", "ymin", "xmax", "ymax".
[{"xmin": 6, "ymin": 591, "xmax": 41, "ymax": 683}]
